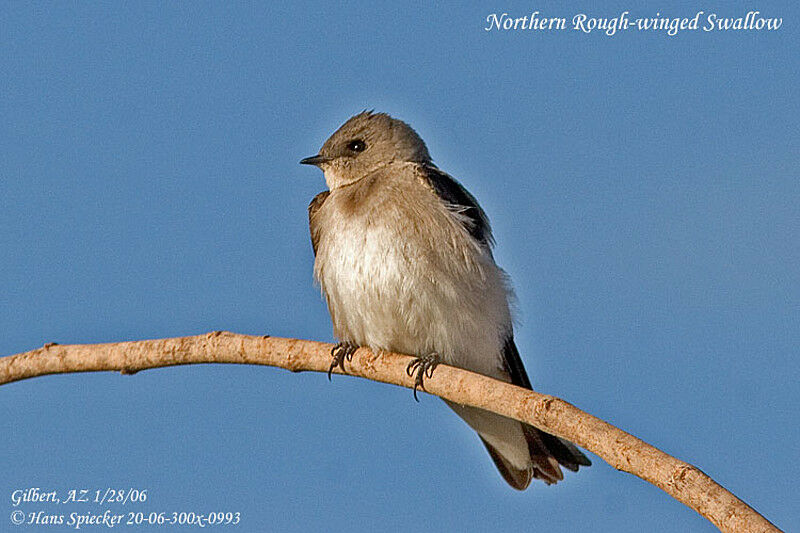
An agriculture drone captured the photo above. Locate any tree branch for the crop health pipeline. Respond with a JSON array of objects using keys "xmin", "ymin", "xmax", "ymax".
[{"xmin": 0, "ymin": 331, "xmax": 780, "ymax": 533}]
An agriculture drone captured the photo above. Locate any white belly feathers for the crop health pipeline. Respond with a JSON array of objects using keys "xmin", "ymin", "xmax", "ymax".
[{"xmin": 313, "ymin": 178, "xmax": 513, "ymax": 380}]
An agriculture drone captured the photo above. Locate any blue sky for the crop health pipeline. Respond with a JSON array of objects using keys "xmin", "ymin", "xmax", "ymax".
[{"xmin": 2, "ymin": 1, "xmax": 797, "ymax": 531}]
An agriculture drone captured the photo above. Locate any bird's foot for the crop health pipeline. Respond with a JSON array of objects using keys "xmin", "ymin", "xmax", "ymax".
[
  {"xmin": 406, "ymin": 352, "xmax": 441, "ymax": 402},
  {"xmin": 328, "ymin": 341, "xmax": 358, "ymax": 380}
]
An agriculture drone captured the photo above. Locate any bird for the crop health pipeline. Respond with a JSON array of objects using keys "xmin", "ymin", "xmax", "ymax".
[{"xmin": 300, "ymin": 111, "xmax": 590, "ymax": 489}]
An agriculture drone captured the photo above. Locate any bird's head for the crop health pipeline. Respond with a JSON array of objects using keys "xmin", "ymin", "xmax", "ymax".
[{"xmin": 300, "ymin": 111, "xmax": 432, "ymax": 189}]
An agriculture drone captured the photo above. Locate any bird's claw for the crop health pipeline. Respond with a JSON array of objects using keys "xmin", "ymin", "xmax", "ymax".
[
  {"xmin": 328, "ymin": 341, "xmax": 358, "ymax": 380},
  {"xmin": 406, "ymin": 353, "xmax": 440, "ymax": 402}
]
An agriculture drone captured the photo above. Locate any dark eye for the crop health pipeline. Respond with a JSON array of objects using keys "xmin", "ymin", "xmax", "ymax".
[{"xmin": 347, "ymin": 139, "xmax": 366, "ymax": 152}]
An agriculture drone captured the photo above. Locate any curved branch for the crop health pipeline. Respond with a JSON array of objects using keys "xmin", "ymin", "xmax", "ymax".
[{"xmin": 0, "ymin": 332, "xmax": 780, "ymax": 533}]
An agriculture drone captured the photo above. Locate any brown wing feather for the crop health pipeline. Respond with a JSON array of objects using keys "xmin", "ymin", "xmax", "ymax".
[
  {"xmin": 502, "ymin": 337, "xmax": 592, "ymax": 479},
  {"xmin": 308, "ymin": 191, "xmax": 330, "ymax": 256},
  {"xmin": 417, "ymin": 164, "xmax": 493, "ymax": 248}
]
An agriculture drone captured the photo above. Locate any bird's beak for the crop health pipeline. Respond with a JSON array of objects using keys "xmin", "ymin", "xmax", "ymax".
[{"xmin": 300, "ymin": 155, "xmax": 330, "ymax": 167}]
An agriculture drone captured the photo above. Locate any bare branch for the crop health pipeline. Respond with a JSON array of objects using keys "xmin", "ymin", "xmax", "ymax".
[{"xmin": 0, "ymin": 331, "xmax": 780, "ymax": 533}]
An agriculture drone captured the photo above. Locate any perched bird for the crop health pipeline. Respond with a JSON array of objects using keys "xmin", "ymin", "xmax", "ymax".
[{"xmin": 301, "ymin": 111, "xmax": 590, "ymax": 488}]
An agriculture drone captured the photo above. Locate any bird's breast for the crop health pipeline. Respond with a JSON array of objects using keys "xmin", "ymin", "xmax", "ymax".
[
  {"xmin": 313, "ymin": 197, "xmax": 511, "ymax": 379},
  {"xmin": 315, "ymin": 213, "xmax": 413, "ymax": 346}
]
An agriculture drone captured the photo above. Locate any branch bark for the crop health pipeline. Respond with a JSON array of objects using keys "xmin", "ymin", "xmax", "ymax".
[{"xmin": 0, "ymin": 331, "xmax": 780, "ymax": 533}]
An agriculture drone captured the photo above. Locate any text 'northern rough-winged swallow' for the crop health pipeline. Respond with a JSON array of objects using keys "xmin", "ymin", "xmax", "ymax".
[{"xmin": 301, "ymin": 111, "xmax": 590, "ymax": 489}]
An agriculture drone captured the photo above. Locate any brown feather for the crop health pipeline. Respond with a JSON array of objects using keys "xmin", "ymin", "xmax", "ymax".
[
  {"xmin": 479, "ymin": 437, "xmax": 534, "ymax": 490},
  {"xmin": 503, "ymin": 336, "xmax": 592, "ymax": 478},
  {"xmin": 308, "ymin": 190, "xmax": 330, "ymax": 257}
]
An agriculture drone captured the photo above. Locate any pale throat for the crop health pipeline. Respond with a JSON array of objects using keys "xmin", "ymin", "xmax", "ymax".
[
  {"xmin": 322, "ymin": 160, "xmax": 395, "ymax": 190},
  {"xmin": 322, "ymin": 167, "xmax": 348, "ymax": 190}
]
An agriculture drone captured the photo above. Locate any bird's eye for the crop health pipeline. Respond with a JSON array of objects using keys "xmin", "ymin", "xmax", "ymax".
[{"xmin": 347, "ymin": 140, "xmax": 366, "ymax": 152}]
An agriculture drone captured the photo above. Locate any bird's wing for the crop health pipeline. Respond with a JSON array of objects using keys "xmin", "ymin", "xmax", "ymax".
[
  {"xmin": 418, "ymin": 164, "xmax": 494, "ymax": 249},
  {"xmin": 501, "ymin": 335, "xmax": 534, "ymax": 389},
  {"xmin": 308, "ymin": 190, "xmax": 330, "ymax": 256},
  {"xmin": 502, "ymin": 336, "xmax": 592, "ymax": 474}
]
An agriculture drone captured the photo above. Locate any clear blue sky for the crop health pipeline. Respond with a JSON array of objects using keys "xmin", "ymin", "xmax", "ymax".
[{"xmin": 2, "ymin": 2, "xmax": 797, "ymax": 531}]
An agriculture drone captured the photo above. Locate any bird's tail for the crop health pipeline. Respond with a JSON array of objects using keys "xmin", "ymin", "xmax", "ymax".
[{"xmin": 446, "ymin": 401, "xmax": 591, "ymax": 489}]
